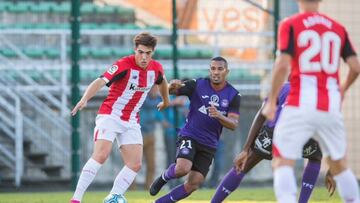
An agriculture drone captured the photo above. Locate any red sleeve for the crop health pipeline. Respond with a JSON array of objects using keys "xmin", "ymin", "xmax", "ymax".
[
  {"xmin": 101, "ymin": 59, "xmax": 128, "ymax": 84},
  {"xmin": 278, "ymin": 19, "xmax": 295, "ymax": 56},
  {"xmin": 341, "ymin": 29, "xmax": 357, "ymax": 60}
]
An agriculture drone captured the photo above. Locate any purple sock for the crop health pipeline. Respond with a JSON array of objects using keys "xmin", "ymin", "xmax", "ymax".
[
  {"xmin": 211, "ymin": 167, "xmax": 246, "ymax": 203},
  {"xmin": 298, "ymin": 160, "xmax": 320, "ymax": 203},
  {"xmin": 163, "ymin": 163, "xmax": 176, "ymax": 181},
  {"xmin": 155, "ymin": 184, "xmax": 190, "ymax": 203}
]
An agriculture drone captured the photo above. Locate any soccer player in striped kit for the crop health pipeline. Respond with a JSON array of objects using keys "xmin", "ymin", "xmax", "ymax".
[
  {"xmin": 262, "ymin": 0, "xmax": 360, "ymax": 202},
  {"xmin": 70, "ymin": 32, "xmax": 170, "ymax": 203}
]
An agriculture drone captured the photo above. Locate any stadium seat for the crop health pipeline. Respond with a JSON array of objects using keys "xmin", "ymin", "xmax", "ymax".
[
  {"xmin": 0, "ymin": 49, "xmax": 17, "ymax": 58},
  {"xmin": 95, "ymin": 5, "xmax": 116, "ymax": 14},
  {"xmin": 52, "ymin": 2, "xmax": 70, "ymax": 14},
  {"xmin": 81, "ymin": 3, "xmax": 96, "ymax": 14},
  {"xmin": 8, "ymin": 3, "xmax": 29, "ymax": 13},
  {"xmin": 90, "ymin": 48, "xmax": 113, "ymax": 59},
  {"xmin": 24, "ymin": 48, "xmax": 45, "ymax": 58},
  {"xmin": 30, "ymin": 2, "xmax": 57, "ymax": 13},
  {"xmin": 0, "ymin": 2, "xmax": 11, "ymax": 12}
]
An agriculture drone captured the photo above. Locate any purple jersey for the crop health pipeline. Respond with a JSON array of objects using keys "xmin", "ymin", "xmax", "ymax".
[
  {"xmin": 177, "ymin": 78, "xmax": 241, "ymax": 148},
  {"xmin": 265, "ymin": 82, "xmax": 290, "ymax": 128}
]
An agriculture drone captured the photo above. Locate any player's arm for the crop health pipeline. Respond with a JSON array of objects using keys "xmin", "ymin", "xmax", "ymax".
[
  {"xmin": 208, "ymin": 94, "xmax": 241, "ymax": 131},
  {"xmin": 342, "ymin": 56, "xmax": 360, "ymax": 95},
  {"xmin": 341, "ymin": 31, "xmax": 360, "ymax": 97},
  {"xmin": 169, "ymin": 79, "xmax": 196, "ymax": 97},
  {"xmin": 263, "ymin": 54, "xmax": 291, "ymax": 120},
  {"xmin": 243, "ymin": 103, "xmax": 266, "ymax": 153},
  {"xmin": 262, "ymin": 20, "xmax": 292, "ymax": 120},
  {"xmin": 71, "ymin": 78, "xmax": 106, "ymax": 115},
  {"xmin": 233, "ymin": 103, "xmax": 266, "ymax": 172},
  {"xmin": 156, "ymin": 76, "xmax": 170, "ymax": 111}
]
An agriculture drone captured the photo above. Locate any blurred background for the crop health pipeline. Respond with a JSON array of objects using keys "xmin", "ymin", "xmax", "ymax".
[{"xmin": 0, "ymin": 0, "xmax": 359, "ymax": 191}]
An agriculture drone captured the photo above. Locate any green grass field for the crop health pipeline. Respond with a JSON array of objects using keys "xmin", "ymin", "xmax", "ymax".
[{"xmin": 0, "ymin": 187, "xmax": 342, "ymax": 203}]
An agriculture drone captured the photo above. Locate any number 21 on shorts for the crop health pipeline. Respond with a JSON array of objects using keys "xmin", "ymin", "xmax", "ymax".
[{"xmin": 180, "ymin": 139, "xmax": 192, "ymax": 149}]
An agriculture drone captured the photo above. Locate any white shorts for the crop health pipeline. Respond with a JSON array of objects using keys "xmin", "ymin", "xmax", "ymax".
[
  {"xmin": 273, "ymin": 106, "xmax": 346, "ymax": 161},
  {"xmin": 93, "ymin": 115, "xmax": 143, "ymax": 147}
]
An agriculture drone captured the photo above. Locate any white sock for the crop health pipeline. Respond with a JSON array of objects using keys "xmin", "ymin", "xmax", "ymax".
[
  {"xmin": 333, "ymin": 169, "xmax": 360, "ymax": 203},
  {"xmin": 72, "ymin": 158, "xmax": 102, "ymax": 201},
  {"xmin": 110, "ymin": 166, "xmax": 138, "ymax": 195},
  {"xmin": 273, "ymin": 166, "xmax": 297, "ymax": 203}
]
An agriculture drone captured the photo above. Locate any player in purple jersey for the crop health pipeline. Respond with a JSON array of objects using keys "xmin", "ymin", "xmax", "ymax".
[
  {"xmin": 149, "ymin": 57, "xmax": 241, "ymax": 203},
  {"xmin": 210, "ymin": 83, "xmax": 336, "ymax": 203}
]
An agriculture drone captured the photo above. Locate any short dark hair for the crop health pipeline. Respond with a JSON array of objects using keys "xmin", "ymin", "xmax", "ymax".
[
  {"xmin": 211, "ymin": 56, "xmax": 228, "ymax": 68},
  {"xmin": 133, "ymin": 32, "xmax": 157, "ymax": 50}
]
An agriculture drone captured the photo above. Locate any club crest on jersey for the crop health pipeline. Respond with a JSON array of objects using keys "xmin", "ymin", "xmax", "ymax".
[
  {"xmin": 107, "ymin": 65, "xmax": 118, "ymax": 75},
  {"xmin": 221, "ymin": 99, "xmax": 229, "ymax": 108},
  {"xmin": 209, "ymin": 94, "xmax": 219, "ymax": 106}
]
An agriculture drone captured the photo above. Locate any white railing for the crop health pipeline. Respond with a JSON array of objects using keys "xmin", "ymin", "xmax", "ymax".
[{"xmin": 0, "ymin": 88, "xmax": 23, "ymax": 187}]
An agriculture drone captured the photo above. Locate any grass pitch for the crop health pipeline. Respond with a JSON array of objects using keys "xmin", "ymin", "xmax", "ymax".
[{"xmin": 0, "ymin": 187, "xmax": 341, "ymax": 203}]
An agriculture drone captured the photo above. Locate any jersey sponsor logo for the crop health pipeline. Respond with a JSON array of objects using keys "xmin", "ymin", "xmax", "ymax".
[
  {"xmin": 107, "ymin": 65, "xmax": 118, "ymax": 75},
  {"xmin": 221, "ymin": 99, "xmax": 229, "ymax": 108},
  {"xmin": 198, "ymin": 105, "xmax": 207, "ymax": 115},
  {"xmin": 129, "ymin": 83, "xmax": 151, "ymax": 92},
  {"xmin": 209, "ymin": 94, "xmax": 219, "ymax": 106}
]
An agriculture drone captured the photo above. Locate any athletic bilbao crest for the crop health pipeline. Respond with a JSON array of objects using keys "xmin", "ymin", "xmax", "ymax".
[{"xmin": 107, "ymin": 65, "xmax": 118, "ymax": 75}]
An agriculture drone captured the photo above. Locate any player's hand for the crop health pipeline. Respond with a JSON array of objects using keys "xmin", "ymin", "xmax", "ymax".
[
  {"xmin": 325, "ymin": 170, "xmax": 336, "ymax": 196},
  {"xmin": 71, "ymin": 99, "xmax": 87, "ymax": 116},
  {"xmin": 157, "ymin": 101, "xmax": 169, "ymax": 111},
  {"xmin": 169, "ymin": 79, "xmax": 185, "ymax": 92},
  {"xmin": 208, "ymin": 104, "xmax": 221, "ymax": 118},
  {"xmin": 234, "ymin": 150, "xmax": 249, "ymax": 174},
  {"xmin": 262, "ymin": 102, "xmax": 277, "ymax": 120}
]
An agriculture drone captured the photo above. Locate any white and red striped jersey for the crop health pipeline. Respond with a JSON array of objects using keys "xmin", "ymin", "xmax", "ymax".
[
  {"xmin": 98, "ymin": 55, "xmax": 164, "ymax": 123},
  {"xmin": 278, "ymin": 12, "xmax": 356, "ymax": 112}
]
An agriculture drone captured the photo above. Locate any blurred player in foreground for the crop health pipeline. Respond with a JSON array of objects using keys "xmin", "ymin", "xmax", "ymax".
[
  {"xmin": 69, "ymin": 32, "xmax": 169, "ymax": 203},
  {"xmin": 211, "ymin": 82, "xmax": 336, "ymax": 203},
  {"xmin": 150, "ymin": 57, "xmax": 241, "ymax": 203},
  {"xmin": 262, "ymin": 0, "xmax": 360, "ymax": 202}
]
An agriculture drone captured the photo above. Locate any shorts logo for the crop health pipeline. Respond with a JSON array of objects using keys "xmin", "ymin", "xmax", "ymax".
[
  {"xmin": 181, "ymin": 148, "xmax": 190, "ymax": 155},
  {"xmin": 221, "ymin": 99, "xmax": 229, "ymax": 107},
  {"xmin": 107, "ymin": 65, "xmax": 118, "ymax": 75}
]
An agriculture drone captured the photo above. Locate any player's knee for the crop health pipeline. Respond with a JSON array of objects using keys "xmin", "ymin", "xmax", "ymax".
[
  {"xmin": 91, "ymin": 153, "xmax": 109, "ymax": 164},
  {"xmin": 126, "ymin": 162, "xmax": 142, "ymax": 172},
  {"xmin": 175, "ymin": 164, "xmax": 191, "ymax": 176}
]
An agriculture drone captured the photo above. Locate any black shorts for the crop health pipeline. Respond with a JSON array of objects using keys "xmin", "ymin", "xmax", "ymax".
[
  {"xmin": 253, "ymin": 125, "xmax": 322, "ymax": 160},
  {"xmin": 175, "ymin": 136, "xmax": 216, "ymax": 177}
]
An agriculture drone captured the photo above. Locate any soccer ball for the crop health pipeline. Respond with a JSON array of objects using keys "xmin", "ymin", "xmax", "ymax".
[{"xmin": 103, "ymin": 194, "xmax": 127, "ymax": 203}]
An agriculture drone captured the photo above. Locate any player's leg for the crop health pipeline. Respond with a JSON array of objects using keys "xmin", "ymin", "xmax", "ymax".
[
  {"xmin": 150, "ymin": 136, "xmax": 195, "ymax": 196},
  {"xmin": 108, "ymin": 124, "xmax": 143, "ymax": 196},
  {"xmin": 327, "ymin": 158, "xmax": 360, "ymax": 202},
  {"xmin": 154, "ymin": 170, "xmax": 205, "ymax": 203},
  {"xmin": 316, "ymin": 112, "xmax": 360, "ymax": 202},
  {"xmin": 71, "ymin": 128, "xmax": 115, "ymax": 202},
  {"xmin": 272, "ymin": 107, "xmax": 314, "ymax": 203},
  {"xmin": 144, "ymin": 134, "xmax": 156, "ymax": 190},
  {"xmin": 211, "ymin": 150, "xmax": 264, "ymax": 203},
  {"xmin": 298, "ymin": 139, "xmax": 322, "ymax": 203}
]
